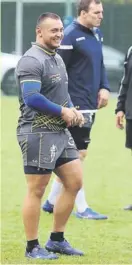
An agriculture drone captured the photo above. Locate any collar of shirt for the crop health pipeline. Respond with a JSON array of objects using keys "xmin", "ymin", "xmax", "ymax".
[
  {"xmin": 73, "ymin": 20, "xmax": 94, "ymax": 35},
  {"xmin": 31, "ymin": 42, "xmax": 56, "ymax": 56}
]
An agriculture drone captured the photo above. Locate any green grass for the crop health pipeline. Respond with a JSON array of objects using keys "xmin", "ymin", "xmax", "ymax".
[{"xmin": 1, "ymin": 97, "xmax": 132, "ymax": 264}]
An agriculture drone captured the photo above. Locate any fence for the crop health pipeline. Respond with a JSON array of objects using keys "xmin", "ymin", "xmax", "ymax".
[{"xmin": 1, "ymin": 1, "xmax": 132, "ymax": 54}]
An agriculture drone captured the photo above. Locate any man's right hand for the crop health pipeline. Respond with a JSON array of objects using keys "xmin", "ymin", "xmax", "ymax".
[
  {"xmin": 116, "ymin": 111, "xmax": 125, "ymax": 129},
  {"xmin": 61, "ymin": 107, "xmax": 84, "ymax": 127}
]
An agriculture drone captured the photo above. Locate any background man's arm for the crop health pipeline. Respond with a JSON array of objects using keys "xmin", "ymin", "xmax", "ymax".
[
  {"xmin": 115, "ymin": 48, "xmax": 131, "ymax": 129},
  {"xmin": 95, "ymin": 28, "xmax": 110, "ymax": 109},
  {"xmin": 98, "ymin": 61, "xmax": 110, "ymax": 109}
]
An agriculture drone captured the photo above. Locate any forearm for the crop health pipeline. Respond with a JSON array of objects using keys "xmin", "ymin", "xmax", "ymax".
[
  {"xmin": 115, "ymin": 78, "xmax": 128, "ymax": 114},
  {"xmin": 100, "ymin": 61, "xmax": 110, "ymax": 91},
  {"xmin": 115, "ymin": 93, "xmax": 126, "ymax": 114},
  {"xmin": 24, "ymin": 93, "xmax": 62, "ymax": 116}
]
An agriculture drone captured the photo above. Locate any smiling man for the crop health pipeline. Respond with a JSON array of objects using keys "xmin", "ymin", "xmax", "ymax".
[{"xmin": 16, "ymin": 12, "xmax": 85, "ymax": 260}]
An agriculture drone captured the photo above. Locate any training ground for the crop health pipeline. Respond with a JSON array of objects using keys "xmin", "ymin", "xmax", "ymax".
[{"xmin": 1, "ymin": 96, "xmax": 132, "ymax": 264}]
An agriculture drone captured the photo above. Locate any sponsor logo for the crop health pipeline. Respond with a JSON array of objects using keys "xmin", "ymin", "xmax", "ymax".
[
  {"xmin": 49, "ymin": 74, "xmax": 61, "ymax": 83},
  {"xmin": 76, "ymin": 37, "xmax": 85, "ymax": 42}
]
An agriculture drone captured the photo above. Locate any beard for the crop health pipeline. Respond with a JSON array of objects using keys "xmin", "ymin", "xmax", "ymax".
[{"xmin": 45, "ymin": 39, "xmax": 61, "ymax": 51}]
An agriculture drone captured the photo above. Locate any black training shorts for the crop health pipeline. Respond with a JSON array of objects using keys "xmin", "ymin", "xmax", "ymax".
[
  {"xmin": 126, "ymin": 119, "xmax": 132, "ymax": 149},
  {"xmin": 69, "ymin": 113, "xmax": 95, "ymax": 150}
]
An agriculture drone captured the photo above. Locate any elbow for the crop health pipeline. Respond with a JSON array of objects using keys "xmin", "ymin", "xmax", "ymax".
[{"xmin": 23, "ymin": 96, "xmax": 35, "ymax": 108}]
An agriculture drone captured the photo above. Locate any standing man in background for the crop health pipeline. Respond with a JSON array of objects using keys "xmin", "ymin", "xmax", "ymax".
[
  {"xmin": 115, "ymin": 46, "xmax": 132, "ymax": 211},
  {"xmin": 43, "ymin": 0, "xmax": 110, "ymax": 220}
]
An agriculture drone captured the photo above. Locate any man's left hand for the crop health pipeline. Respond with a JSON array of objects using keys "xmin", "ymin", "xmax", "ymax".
[
  {"xmin": 71, "ymin": 108, "xmax": 85, "ymax": 127},
  {"xmin": 97, "ymin": 88, "xmax": 110, "ymax": 109}
]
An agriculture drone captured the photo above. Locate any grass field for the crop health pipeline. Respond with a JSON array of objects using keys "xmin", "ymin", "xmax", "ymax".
[{"xmin": 1, "ymin": 97, "xmax": 132, "ymax": 264}]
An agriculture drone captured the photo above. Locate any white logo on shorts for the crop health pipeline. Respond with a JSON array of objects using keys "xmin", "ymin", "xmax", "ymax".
[
  {"xmin": 32, "ymin": 159, "xmax": 38, "ymax": 164},
  {"xmin": 50, "ymin": 144, "xmax": 57, "ymax": 162},
  {"xmin": 68, "ymin": 137, "xmax": 75, "ymax": 147}
]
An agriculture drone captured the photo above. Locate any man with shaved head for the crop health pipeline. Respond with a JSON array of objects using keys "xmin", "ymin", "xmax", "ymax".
[{"xmin": 16, "ymin": 12, "xmax": 85, "ymax": 260}]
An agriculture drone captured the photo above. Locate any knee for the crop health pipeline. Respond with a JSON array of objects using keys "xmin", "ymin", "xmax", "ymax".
[
  {"xmin": 79, "ymin": 150, "xmax": 87, "ymax": 161},
  {"xmin": 28, "ymin": 185, "xmax": 46, "ymax": 199},
  {"xmin": 73, "ymin": 178, "xmax": 83, "ymax": 193},
  {"xmin": 67, "ymin": 177, "xmax": 83, "ymax": 194},
  {"xmin": 34, "ymin": 187, "xmax": 46, "ymax": 199}
]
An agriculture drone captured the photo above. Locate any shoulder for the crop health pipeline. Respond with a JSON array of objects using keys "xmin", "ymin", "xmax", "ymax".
[
  {"xmin": 64, "ymin": 22, "xmax": 75, "ymax": 35},
  {"xmin": 63, "ymin": 22, "xmax": 79, "ymax": 41},
  {"xmin": 17, "ymin": 55, "xmax": 41, "ymax": 70},
  {"xmin": 61, "ymin": 22, "xmax": 82, "ymax": 47},
  {"xmin": 127, "ymin": 46, "xmax": 132, "ymax": 59},
  {"xmin": 16, "ymin": 54, "xmax": 43, "ymax": 77},
  {"xmin": 60, "ymin": 24, "xmax": 75, "ymax": 47},
  {"xmin": 124, "ymin": 46, "xmax": 132, "ymax": 66}
]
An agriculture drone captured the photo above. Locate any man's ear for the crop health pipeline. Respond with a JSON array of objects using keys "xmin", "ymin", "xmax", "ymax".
[{"xmin": 36, "ymin": 27, "xmax": 42, "ymax": 37}]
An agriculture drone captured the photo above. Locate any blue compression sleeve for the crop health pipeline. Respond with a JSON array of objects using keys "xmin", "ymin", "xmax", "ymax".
[{"xmin": 21, "ymin": 81, "xmax": 62, "ymax": 116}]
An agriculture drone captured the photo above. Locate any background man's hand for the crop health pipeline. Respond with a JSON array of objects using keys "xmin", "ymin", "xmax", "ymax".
[
  {"xmin": 116, "ymin": 111, "xmax": 125, "ymax": 129},
  {"xmin": 97, "ymin": 88, "xmax": 110, "ymax": 109}
]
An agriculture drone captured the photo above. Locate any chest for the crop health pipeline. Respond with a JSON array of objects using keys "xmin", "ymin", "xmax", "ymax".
[
  {"xmin": 41, "ymin": 57, "xmax": 67, "ymax": 88},
  {"xmin": 74, "ymin": 34, "xmax": 102, "ymax": 61}
]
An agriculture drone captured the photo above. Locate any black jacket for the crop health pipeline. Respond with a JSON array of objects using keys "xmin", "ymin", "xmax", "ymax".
[{"xmin": 115, "ymin": 46, "xmax": 132, "ymax": 120}]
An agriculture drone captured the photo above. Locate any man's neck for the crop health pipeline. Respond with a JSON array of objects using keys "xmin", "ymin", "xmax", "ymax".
[
  {"xmin": 77, "ymin": 17, "xmax": 92, "ymax": 30},
  {"xmin": 35, "ymin": 39, "xmax": 55, "ymax": 52},
  {"xmin": 32, "ymin": 42, "xmax": 56, "ymax": 56}
]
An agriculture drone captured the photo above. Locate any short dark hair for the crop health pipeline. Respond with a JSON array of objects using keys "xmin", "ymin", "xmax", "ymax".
[
  {"xmin": 77, "ymin": 0, "xmax": 101, "ymax": 16},
  {"xmin": 36, "ymin": 12, "xmax": 61, "ymax": 27}
]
